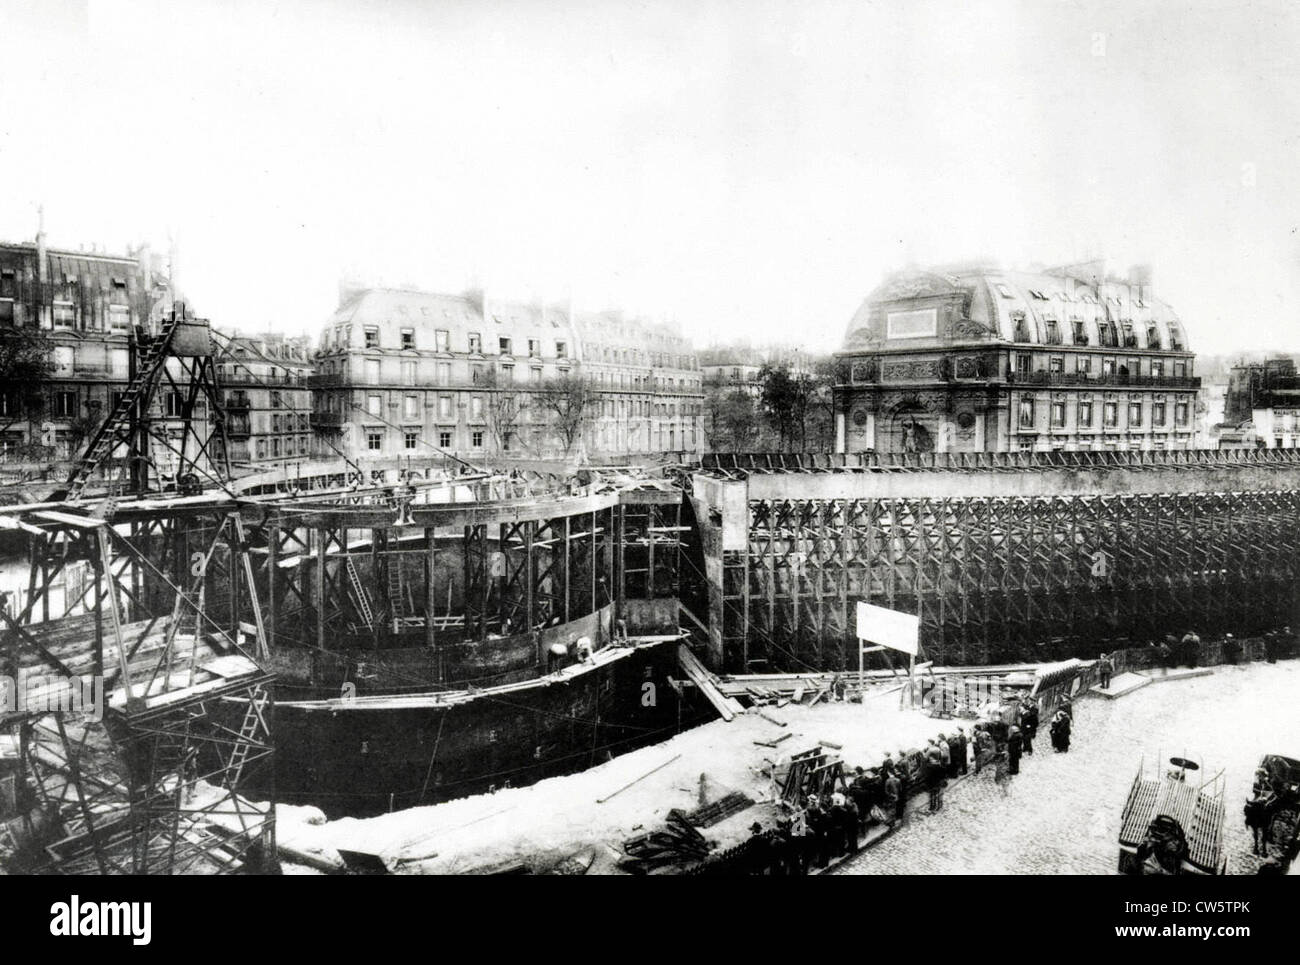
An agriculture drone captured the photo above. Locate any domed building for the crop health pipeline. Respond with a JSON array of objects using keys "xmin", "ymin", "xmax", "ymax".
[{"xmin": 833, "ymin": 261, "xmax": 1199, "ymax": 454}]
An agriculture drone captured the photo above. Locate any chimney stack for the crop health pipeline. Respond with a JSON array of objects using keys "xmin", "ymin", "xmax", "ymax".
[
  {"xmin": 1128, "ymin": 264, "xmax": 1153, "ymax": 299},
  {"xmin": 35, "ymin": 205, "xmax": 46, "ymax": 305},
  {"xmin": 464, "ymin": 282, "xmax": 486, "ymax": 319}
]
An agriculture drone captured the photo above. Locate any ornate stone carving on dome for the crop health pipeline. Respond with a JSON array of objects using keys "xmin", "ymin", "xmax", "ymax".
[
  {"xmin": 873, "ymin": 272, "xmax": 962, "ymax": 303},
  {"xmin": 950, "ymin": 316, "xmax": 997, "ymax": 339},
  {"xmin": 883, "ymin": 359, "xmax": 942, "ymax": 382},
  {"xmin": 843, "ymin": 325, "xmax": 881, "ymax": 350}
]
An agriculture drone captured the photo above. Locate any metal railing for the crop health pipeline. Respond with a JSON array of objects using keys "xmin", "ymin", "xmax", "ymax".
[{"xmin": 701, "ymin": 447, "xmax": 1300, "ymax": 474}]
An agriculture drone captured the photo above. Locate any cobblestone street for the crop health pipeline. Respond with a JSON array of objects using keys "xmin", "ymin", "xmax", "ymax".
[{"xmin": 838, "ymin": 661, "xmax": 1300, "ymax": 875}]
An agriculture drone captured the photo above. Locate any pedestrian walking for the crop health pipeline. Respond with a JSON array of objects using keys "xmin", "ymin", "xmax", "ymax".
[
  {"xmin": 925, "ymin": 751, "xmax": 945, "ymax": 812},
  {"xmin": 893, "ymin": 768, "xmax": 909, "ymax": 825},
  {"xmin": 1244, "ymin": 789, "xmax": 1275, "ymax": 857},
  {"xmin": 1049, "ymin": 709, "xmax": 1071, "ymax": 752},
  {"xmin": 1097, "ymin": 652, "xmax": 1113, "ymax": 689},
  {"xmin": 993, "ymin": 748, "xmax": 1011, "ymax": 795},
  {"xmin": 1019, "ymin": 702, "xmax": 1038, "ymax": 756},
  {"xmin": 843, "ymin": 796, "xmax": 861, "ymax": 853},
  {"xmin": 1222, "ymin": 634, "xmax": 1239, "ymax": 666},
  {"xmin": 973, "ymin": 726, "xmax": 993, "ymax": 774},
  {"xmin": 1006, "ymin": 725, "xmax": 1022, "ymax": 775}
]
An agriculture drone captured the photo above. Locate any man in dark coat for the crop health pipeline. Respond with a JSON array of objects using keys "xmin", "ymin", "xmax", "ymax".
[
  {"xmin": 806, "ymin": 799, "xmax": 829, "ymax": 868},
  {"xmin": 1020, "ymin": 703, "xmax": 1039, "ymax": 755},
  {"xmin": 1007, "ymin": 724, "xmax": 1023, "ymax": 775},
  {"xmin": 746, "ymin": 822, "xmax": 772, "ymax": 875},
  {"xmin": 884, "ymin": 769, "xmax": 903, "ymax": 825},
  {"xmin": 1050, "ymin": 709, "xmax": 1071, "ymax": 752},
  {"xmin": 925, "ymin": 752, "xmax": 945, "ymax": 812},
  {"xmin": 842, "ymin": 796, "xmax": 861, "ymax": 853},
  {"xmin": 1098, "ymin": 652, "xmax": 1113, "ymax": 689}
]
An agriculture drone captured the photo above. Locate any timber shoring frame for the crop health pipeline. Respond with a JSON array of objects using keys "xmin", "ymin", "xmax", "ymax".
[{"xmin": 727, "ymin": 487, "xmax": 1300, "ymax": 670}]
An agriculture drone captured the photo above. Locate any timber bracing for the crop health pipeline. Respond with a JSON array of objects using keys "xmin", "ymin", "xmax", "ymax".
[
  {"xmin": 731, "ymin": 488, "xmax": 1300, "ymax": 671},
  {"xmin": 1, "ymin": 501, "xmax": 275, "ymax": 874}
]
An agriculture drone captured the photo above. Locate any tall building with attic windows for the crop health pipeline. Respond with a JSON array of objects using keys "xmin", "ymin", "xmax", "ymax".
[
  {"xmin": 833, "ymin": 261, "xmax": 1200, "ymax": 454},
  {"xmin": 215, "ymin": 331, "xmax": 314, "ymax": 470},
  {"xmin": 570, "ymin": 310, "xmax": 702, "ymax": 457},
  {"xmin": 0, "ymin": 224, "xmax": 173, "ymax": 465},
  {"xmin": 309, "ymin": 286, "xmax": 704, "ymax": 470}
]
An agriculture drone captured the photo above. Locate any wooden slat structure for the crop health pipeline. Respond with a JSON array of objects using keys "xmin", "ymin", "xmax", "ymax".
[{"xmin": 1118, "ymin": 773, "xmax": 1225, "ymax": 874}]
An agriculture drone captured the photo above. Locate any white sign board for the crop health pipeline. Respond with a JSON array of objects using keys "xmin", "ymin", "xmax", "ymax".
[{"xmin": 855, "ymin": 601, "xmax": 920, "ymax": 656}]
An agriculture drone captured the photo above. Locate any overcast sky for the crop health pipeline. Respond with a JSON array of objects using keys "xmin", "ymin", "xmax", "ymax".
[{"xmin": 1, "ymin": 0, "xmax": 1298, "ymax": 356}]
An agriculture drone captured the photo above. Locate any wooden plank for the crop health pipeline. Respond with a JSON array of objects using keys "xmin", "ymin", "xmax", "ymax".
[{"xmin": 32, "ymin": 511, "xmax": 108, "ymax": 530}]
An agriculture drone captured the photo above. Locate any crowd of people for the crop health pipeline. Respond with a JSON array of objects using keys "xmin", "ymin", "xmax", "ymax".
[{"xmin": 718, "ymin": 692, "xmax": 1080, "ymax": 874}]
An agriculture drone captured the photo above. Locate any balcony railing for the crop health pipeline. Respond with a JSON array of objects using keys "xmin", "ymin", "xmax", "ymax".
[
  {"xmin": 1010, "ymin": 371, "xmax": 1201, "ymax": 390},
  {"xmin": 307, "ymin": 373, "xmax": 347, "ymax": 388},
  {"xmin": 310, "ymin": 411, "xmax": 346, "ymax": 429},
  {"xmin": 220, "ymin": 370, "xmax": 307, "ymax": 386}
]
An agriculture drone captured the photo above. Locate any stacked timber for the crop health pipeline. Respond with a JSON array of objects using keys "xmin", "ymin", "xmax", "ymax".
[{"xmin": 618, "ymin": 809, "xmax": 714, "ymax": 874}]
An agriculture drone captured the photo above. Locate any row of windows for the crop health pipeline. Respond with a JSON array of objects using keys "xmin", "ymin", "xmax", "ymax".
[
  {"xmin": 367, "ymin": 428, "xmax": 484, "ymax": 451},
  {"xmin": 1012, "ymin": 316, "xmax": 1182, "ymax": 350},
  {"xmin": 1018, "ymin": 396, "xmax": 1191, "ymax": 429},
  {"xmin": 342, "ymin": 392, "xmax": 701, "ymax": 422},
  {"xmin": 343, "ymin": 325, "xmax": 570, "ymax": 360},
  {"xmin": 39, "ymin": 389, "xmax": 197, "ymax": 419},
  {"xmin": 1020, "ymin": 354, "xmax": 1189, "ymax": 378},
  {"xmin": 363, "ymin": 422, "xmax": 694, "ymax": 453},
  {"xmin": 997, "ymin": 283, "xmax": 1158, "ymax": 312},
  {"xmin": 323, "ymin": 322, "xmax": 699, "ymax": 370},
  {"xmin": 253, "ymin": 435, "xmax": 311, "ymax": 459},
  {"xmin": 0, "ymin": 296, "xmax": 133, "ymax": 332}
]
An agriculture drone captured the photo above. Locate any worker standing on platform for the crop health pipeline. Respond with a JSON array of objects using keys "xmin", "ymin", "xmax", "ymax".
[{"xmin": 547, "ymin": 641, "xmax": 568, "ymax": 674}]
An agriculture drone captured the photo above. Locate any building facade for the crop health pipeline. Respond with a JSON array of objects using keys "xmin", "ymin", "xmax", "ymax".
[
  {"xmin": 1216, "ymin": 356, "xmax": 1300, "ymax": 449},
  {"xmin": 216, "ymin": 332, "xmax": 315, "ymax": 470},
  {"xmin": 701, "ymin": 362, "xmax": 764, "ymax": 397},
  {"xmin": 0, "ymin": 231, "xmax": 173, "ymax": 464},
  {"xmin": 310, "ymin": 287, "xmax": 703, "ymax": 470},
  {"xmin": 833, "ymin": 262, "xmax": 1200, "ymax": 454}
]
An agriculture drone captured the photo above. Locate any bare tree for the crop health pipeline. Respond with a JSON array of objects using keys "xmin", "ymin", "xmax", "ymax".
[
  {"xmin": 0, "ymin": 325, "xmax": 54, "ymax": 450},
  {"xmin": 479, "ymin": 367, "xmax": 527, "ymax": 454},
  {"xmin": 706, "ymin": 388, "xmax": 764, "ymax": 451},
  {"xmin": 535, "ymin": 372, "xmax": 592, "ymax": 457}
]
